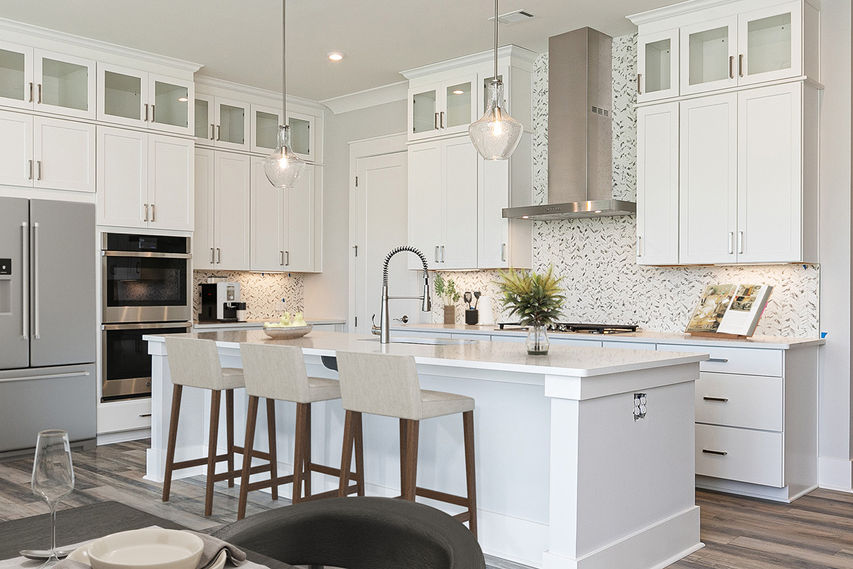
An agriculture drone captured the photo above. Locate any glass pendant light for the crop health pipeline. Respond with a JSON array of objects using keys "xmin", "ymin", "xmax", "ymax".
[
  {"xmin": 468, "ymin": 0, "xmax": 523, "ymax": 160},
  {"xmin": 264, "ymin": 0, "xmax": 305, "ymax": 189}
]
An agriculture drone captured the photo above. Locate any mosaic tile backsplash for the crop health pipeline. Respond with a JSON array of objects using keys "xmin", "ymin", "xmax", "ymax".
[
  {"xmin": 193, "ymin": 271, "xmax": 304, "ymax": 321},
  {"xmin": 434, "ymin": 35, "xmax": 820, "ymax": 338}
]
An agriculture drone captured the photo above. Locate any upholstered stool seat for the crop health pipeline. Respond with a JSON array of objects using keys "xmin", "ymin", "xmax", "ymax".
[
  {"xmin": 162, "ymin": 337, "xmax": 276, "ymax": 517},
  {"xmin": 237, "ymin": 343, "xmax": 364, "ymax": 520},
  {"xmin": 335, "ymin": 351, "xmax": 478, "ymax": 537}
]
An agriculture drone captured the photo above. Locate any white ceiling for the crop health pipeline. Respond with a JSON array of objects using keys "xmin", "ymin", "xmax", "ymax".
[{"xmin": 0, "ymin": 0, "xmax": 680, "ymax": 102}]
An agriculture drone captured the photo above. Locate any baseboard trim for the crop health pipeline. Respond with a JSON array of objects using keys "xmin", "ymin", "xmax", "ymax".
[
  {"xmin": 819, "ymin": 456, "xmax": 853, "ymax": 492},
  {"xmin": 97, "ymin": 428, "xmax": 151, "ymax": 446}
]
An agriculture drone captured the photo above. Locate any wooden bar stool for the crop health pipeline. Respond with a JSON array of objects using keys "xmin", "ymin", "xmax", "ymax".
[
  {"xmin": 162, "ymin": 337, "xmax": 275, "ymax": 517},
  {"xmin": 237, "ymin": 343, "xmax": 364, "ymax": 520},
  {"xmin": 335, "ymin": 351, "xmax": 477, "ymax": 537}
]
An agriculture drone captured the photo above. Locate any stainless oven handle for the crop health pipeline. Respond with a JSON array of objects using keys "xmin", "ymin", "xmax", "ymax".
[
  {"xmin": 0, "ymin": 371, "xmax": 90, "ymax": 384},
  {"xmin": 32, "ymin": 222, "xmax": 39, "ymax": 340},
  {"xmin": 21, "ymin": 222, "xmax": 28, "ymax": 339},
  {"xmin": 101, "ymin": 251, "xmax": 192, "ymax": 259},
  {"xmin": 102, "ymin": 322, "xmax": 192, "ymax": 331}
]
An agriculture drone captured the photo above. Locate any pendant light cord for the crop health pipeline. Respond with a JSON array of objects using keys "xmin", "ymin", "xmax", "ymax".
[
  {"xmin": 282, "ymin": 0, "xmax": 287, "ymax": 122},
  {"xmin": 493, "ymin": 0, "xmax": 498, "ymax": 80}
]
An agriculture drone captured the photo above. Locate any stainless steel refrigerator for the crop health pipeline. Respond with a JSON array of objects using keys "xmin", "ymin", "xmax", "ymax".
[{"xmin": 0, "ymin": 198, "xmax": 96, "ymax": 454}]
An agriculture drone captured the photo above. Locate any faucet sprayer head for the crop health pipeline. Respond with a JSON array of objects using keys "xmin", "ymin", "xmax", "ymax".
[{"xmin": 421, "ymin": 274, "xmax": 432, "ymax": 312}]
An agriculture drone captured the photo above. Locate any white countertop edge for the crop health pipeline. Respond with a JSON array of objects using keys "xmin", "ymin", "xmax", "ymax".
[
  {"xmin": 194, "ymin": 319, "xmax": 346, "ymax": 329},
  {"xmin": 389, "ymin": 325, "xmax": 824, "ymax": 350}
]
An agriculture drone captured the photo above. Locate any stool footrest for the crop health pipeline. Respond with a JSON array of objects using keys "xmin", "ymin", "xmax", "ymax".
[
  {"xmin": 415, "ymin": 486, "xmax": 470, "ymax": 508},
  {"xmin": 246, "ymin": 474, "xmax": 294, "ymax": 492},
  {"xmin": 452, "ymin": 511, "xmax": 472, "ymax": 522},
  {"xmin": 310, "ymin": 485, "xmax": 360, "ymax": 501}
]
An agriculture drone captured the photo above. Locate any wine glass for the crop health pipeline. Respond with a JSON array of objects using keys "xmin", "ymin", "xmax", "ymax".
[{"xmin": 31, "ymin": 430, "xmax": 75, "ymax": 567}]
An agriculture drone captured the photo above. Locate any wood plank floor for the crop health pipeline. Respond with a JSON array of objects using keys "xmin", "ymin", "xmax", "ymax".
[{"xmin": 2, "ymin": 440, "xmax": 853, "ymax": 568}]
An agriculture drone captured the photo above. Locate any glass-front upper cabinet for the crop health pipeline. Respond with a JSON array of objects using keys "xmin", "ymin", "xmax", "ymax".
[
  {"xmin": 738, "ymin": 2, "xmax": 801, "ymax": 85},
  {"xmin": 409, "ymin": 87, "xmax": 439, "ymax": 139},
  {"xmin": 194, "ymin": 95, "xmax": 214, "ymax": 143},
  {"xmin": 637, "ymin": 30, "xmax": 679, "ymax": 102},
  {"xmin": 250, "ymin": 104, "xmax": 283, "ymax": 154},
  {"xmin": 214, "ymin": 98, "xmax": 250, "ymax": 151},
  {"xmin": 34, "ymin": 50, "xmax": 96, "ymax": 119},
  {"xmin": 287, "ymin": 111, "xmax": 314, "ymax": 161},
  {"xmin": 98, "ymin": 64, "xmax": 147, "ymax": 127},
  {"xmin": 407, "ymin": 74, "xmax": 476, "ymax": 141},
  {"xmin": 443, "ymin": 80, "xmax": 473, "ymax": 134},
  {"xmin": 680, "ymin": 17, "xmax": 738, "ymax": 95},
  {"xmin": 0, "ymin": 41, "xmax": 33, "ymax": 110},
  {"xmin": 148, "ymin": 74, "xmax": 193, "ymax": 135}
]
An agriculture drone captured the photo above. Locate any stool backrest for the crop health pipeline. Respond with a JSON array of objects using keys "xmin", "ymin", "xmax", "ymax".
[
  {"xmin": 336, "ymin": 351, "xmax": 422, "ymax": 420},
  {"xmin": 240, "ymin": 343, "xmax": 310, "ymax": 402},
  {"xmin": 165, "ymin": 337, "xmax": 230, "ymax": 390}
]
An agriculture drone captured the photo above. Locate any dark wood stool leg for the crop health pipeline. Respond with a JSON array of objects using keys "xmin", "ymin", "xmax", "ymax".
[
  {"xmin": 226, "ymin": 389, "xmax": 235, "ymax": 488},
  {"xmin": 266, "ymin": 398, "xmax": 279, "ymax": 500},
  {"xmin": 353, "ymin": 411, "xmax": 365, "ymax": 496},
  {"xmin": 303, "ymin": 403, "xmax": 312, "ymax": 499},
  {"xmin": 205, "ymin": 390, "xmax": 222, "ymax": 517},
  {"xmin": 162, "ymin": 384, "xmax": 183, "ymax": 502},
  {"xmin": 463, "ymin": 410, "xmax": 478, "ymax": 538},
  {"xmin": 402, "ymin": 419, "xmax": 419, "ymax": 501},
  {"xmin": 237, "ymin": 395, "xmax": 260, "ymax": 520},
  {"xmin": 292, "ymin": 403, "xmax": 308, "ymax": 503},
  {"xmin": 338, "ymin": 410, "xmax": 355, "ymax": 496},
  {"xmin": 399, "ymin": 418, "xmax": 408, "ymax": 496}
]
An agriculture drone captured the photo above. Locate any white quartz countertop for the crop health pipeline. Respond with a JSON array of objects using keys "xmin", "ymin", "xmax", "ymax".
[
  {"xmin": 193, "ymin": 318, "xmax": 345, "ymax": 329},
  {"xmin": 144, "ymin": 330, "xmax": 706, "ymax": 378},
  {"xmin": 390, "ymin": 323, "xmax": 824, "ymax": 350}
]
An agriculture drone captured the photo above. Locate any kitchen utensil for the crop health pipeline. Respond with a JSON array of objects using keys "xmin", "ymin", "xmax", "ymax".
[
  {"xmin": 463, "ymin": 292, "xmax": 473, "ymax": 309},
  {"xmin": 474, "ymin": 291, "xmax": 481, "ymax": 309},
  {"xmin": 19, "ymin": 548, "xmax": 72, "ymax": 560},
  {"xmin": 262, "ymin": 323, "xmax": 312, "ymax": 339},
  {"xmin": 32, "ymin": 429, "xmax": 75, "ymax": 567},
  {"xmin": 87, "ymin": 528, "xmax": 204, "ymax": 569}
]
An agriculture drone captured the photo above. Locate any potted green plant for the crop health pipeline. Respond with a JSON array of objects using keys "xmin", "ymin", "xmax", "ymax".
[
  {"xmin": 434, "ymin": 274, "xmax": 461, "ymax": 325},
  {"xmin": 497, "ymin": 266, "xmax": 566, "ymax": 355}
]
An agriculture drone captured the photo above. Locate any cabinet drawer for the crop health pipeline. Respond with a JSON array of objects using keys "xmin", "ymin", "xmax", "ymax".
[
  {"xmin": 695, "ymin": 424, "xmax": 783, "ymax": 487},
  {"xmin": 696, "ymin": 373, "xmax": 782, "ymax": 431},
  {"xmin": 658, "ymin": 344, "xmax": 783, "ymax": 376}
]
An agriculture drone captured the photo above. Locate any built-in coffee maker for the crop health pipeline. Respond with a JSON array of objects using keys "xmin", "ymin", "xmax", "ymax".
[{"xmin": 199, "ymin": 281, "xmax": 247, "ymax": 322}]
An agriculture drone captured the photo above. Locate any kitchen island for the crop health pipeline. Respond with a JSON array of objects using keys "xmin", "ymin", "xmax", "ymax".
[{"xmin": 144, "ymin": 330, "xmax": 706, "ymax": 569}]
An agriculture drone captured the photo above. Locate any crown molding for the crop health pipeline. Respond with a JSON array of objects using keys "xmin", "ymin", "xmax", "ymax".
[
  {"xmin": 195, "ymin": 75, "xmax": 326, "ymax": 112},
  {"xmin": 627, "ymin": 0, "xmax": 816, "ymax": 26},
  {"xmin": 321, "ymin": 81, "xmax": 408, "ymax": 115},
  {"xmin": 0, "ymin": 17, "xmax": 202, "ymax": 73},
  {"xmin": 401, "ymin": 44, "xmax": 538, "ymax": 80}
]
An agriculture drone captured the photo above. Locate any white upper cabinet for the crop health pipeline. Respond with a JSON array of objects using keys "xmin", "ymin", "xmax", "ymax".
[
  {"xmin": 98, "ymin": 64, "xmax": 193, "ymax": 135},
  {"xmin": 147, "ymin": 134, "xmax": 194, "ymax": 230},
  {"xmin": 0, "ymin": 110, "xmax": 34, "ymax": 187},
  {"xmin": 251, "ymin": 104, "xmax": 282, "ymax": 154},
  {"xmin": 215, "ymin": 97, "xmax": 250, "ymax": 151},
  {"xmin": 285, "ymin": 165, "xmax": 316, "ymax": 271},
  {"xmin": 407, "ymin": 141, "xmax": 445, "ymax": 268},
  {"xmin": 738, "ymin": 2, "xmax": 801, "ymax": 86},
  {"xmin": 287, "ymin": 111, "xmax": 315, "ymax": 161},
  {"xmin": 637, "ymin": 29, "xmax": 679, "ymax": 102},
  {"xmin": 194, "ymin": 94, "xmax": 214, "ymax": 143},
  {"xmin": 680, "ymin": 16, "xmax": 739, "ymax": 96},
  {"xmin": 407, "ymin": 73, "xmax": 477, "ymax": 142},
  {"xmin": 0, "ymin": 41, "xmax": 33, "ymax": 111}
]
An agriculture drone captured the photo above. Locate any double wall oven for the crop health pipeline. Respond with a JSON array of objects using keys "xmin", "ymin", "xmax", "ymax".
[{"xmin": 101, "ymin": 234, "xmax": 191, "ymax": 400}]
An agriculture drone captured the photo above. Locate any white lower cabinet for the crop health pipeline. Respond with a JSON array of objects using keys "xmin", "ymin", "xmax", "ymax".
[
  {"xmin": 695, "ymin": 424, "xmax": 783, "ymax": 487},
  {"xmin": 250, "ymin": 157, "xmax": 317, "ymax": 272},
  {"xmin": 97, "ymin": 126, "xmax": 193, "ymax": 230},
  {"xmin": 0, "ymin": 110, "xmax": 94, "ymax": 192},
  {"xmin": 194, "ymin": 148, "xmax": 250, "ymax": 270}
]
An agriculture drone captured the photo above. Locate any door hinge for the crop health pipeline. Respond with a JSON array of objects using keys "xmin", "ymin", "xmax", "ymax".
[
  {"xmin": 354, "ymin": 316, "xmax": 358, "ymax": 327},
  {"xmin": 355, "ymin": 176, "xmax": 358, "ymax": 188},
  {"xmin": 353, "ymin": 244, "xmax": 358, "ymax": 257}
]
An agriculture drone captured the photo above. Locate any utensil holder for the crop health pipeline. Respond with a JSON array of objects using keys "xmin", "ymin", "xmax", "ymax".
[
  {"xmin": 443, "ymin": 305, "xmax": 456, "ymax": 324},
  {"xmin": 465, "ymin": 309, "xmax": 479, "ymax": 325}
]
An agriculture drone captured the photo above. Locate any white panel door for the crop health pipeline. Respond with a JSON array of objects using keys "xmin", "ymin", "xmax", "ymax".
[
  {"xmin": 637, "ymin": 103, "xmax": 679, "ymax": 265},
  {"xmin": 33, "ymin": 49, "xmax": 96, "ymax": 120},
  {"xmin": 442, "ymin": 137, "xmax": 478, "ymax": 269},
  {"xmin": 737, "ymin": 83, "xmax": 802, "ymax": 263},
  {"xmin": 680, "ymin": 17, "xmax": 738, "ymax": 96},
  {"xmin": 147, "ymin": 134, "xmax": 193, "ymax": 231},
  {"xmin": 214, "ymin": 151, "xmax": 250, "ymax": 270},
  {"xmin": 251, "ymin": 103, "xmax": 284, "ymax": 154},
  {"xmin": 407, "ymin": 141, "xmax": 444, "ymax": 268},
  {"xmin": 250, "ymin": 156, "xmax": 285, "ymax": 271},
  {"xmin": 96, "ymin": 126, "xmax": 147, "ymax": 228},
  {"xmin": 33, "ymin": 117, "xmax": 95, "ymax": 192},
  {"xmin": 214, "ymin": 97, "xmax": 250, "ymax": 151},
  {"xmin": 679, "ymin": 93, "xmax": 738, "ymax": 264},
  {"xmin": 0, "ymin": 41, "xmax": 33, "ymax": 111},
  {"xmin": 738, "ymin": 2, "xmax": 802, "ymax": 86},
  {"xmin": 479, "ymin": 158, "xmax": 509, "ymax": 269},
  {"xmin": 193, "ymin": 148, "xmax": 216, "ymax": 269},
  {"xmin": 285, "ymin": 165, "xmax": 316, "ymax": 272},
  {"xmin": 0, "ymin": 110, "xmax": 33, "ymax": 187},
  {"xmin": 637, "ymin": 28, "xmax": 679, "ymax": 103},
  {"xmin": 194, "ymin": 94, "xmax": 215, "ymax": 144},
  {"xmin": 97, "ymin": 63, "xmax": 148, "ymax": 129}
]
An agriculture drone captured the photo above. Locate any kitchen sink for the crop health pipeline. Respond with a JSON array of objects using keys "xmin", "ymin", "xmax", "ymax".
[{"xmin": 358, "ymin": 337, "xmax": 476, "ymax": 346}]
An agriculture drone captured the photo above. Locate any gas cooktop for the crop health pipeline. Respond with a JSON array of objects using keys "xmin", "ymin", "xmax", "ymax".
[{"xmin": 496, "ymin": 322, "xmax": 638, "ymax": 335}]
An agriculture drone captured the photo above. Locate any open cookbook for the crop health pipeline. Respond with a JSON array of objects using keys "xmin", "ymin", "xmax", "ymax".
[{"xmin": 685, "ymin": 284, "xmax": 773, "ymax": 337}]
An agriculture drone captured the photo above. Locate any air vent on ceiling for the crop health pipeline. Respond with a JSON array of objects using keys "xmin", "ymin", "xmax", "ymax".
[{"xmin": 488, "ymin": 10, "xmax": 534, "ymax": 24}]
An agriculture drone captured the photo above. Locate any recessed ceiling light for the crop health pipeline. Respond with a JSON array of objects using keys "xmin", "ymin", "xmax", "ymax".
[
  {"xmin": 328, "ymin": 52, "xmax": 344, "ymax": 62},
  {"xmin": 452, "ymin": 89, "xmax": 465, "ymax": 95},
  {"xmin": 177, "ymin": 96, "xmax": 188, "ymax": 102},
  {"xmin": 488, "ymin": 9, "xmax": 534, "ymax": 25}
]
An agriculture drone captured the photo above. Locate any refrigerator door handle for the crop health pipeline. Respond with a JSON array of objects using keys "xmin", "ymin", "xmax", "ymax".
[
  {"xmin": 21, "ymin": 222, "xmax": 28, "ymax": 339},
  {"xmin": 0, "ymin": 370, "xmax": 91, "ymax": 384},
  {"xmin": 32, "ymin": 222, "xmax": 39, "ymax": 340}
]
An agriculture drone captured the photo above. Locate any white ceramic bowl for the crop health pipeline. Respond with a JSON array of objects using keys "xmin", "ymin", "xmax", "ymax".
[
  {"xmin": 262, "ymin": 323, "xmax": 312, "ymax": 339},
  {"xmin": 87, "ymin": 528, "xmax": 204, "ymax": 569}
]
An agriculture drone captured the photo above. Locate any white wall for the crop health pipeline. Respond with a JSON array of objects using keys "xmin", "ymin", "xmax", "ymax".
[
  {"xmin": 817, "ymin": 0, "xmax": 853, "ymax": 490},
  {"xmin": 303, "ymin": 101, "xmax": 407, "ymax": 320}
]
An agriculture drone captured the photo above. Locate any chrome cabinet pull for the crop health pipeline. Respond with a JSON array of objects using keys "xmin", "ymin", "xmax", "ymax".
[
  {"xmin": 32, "ymin": 222, "xmax": 39, "ymax": 340},
  {"xmin": 143, "ymin": 204, "xmax": 149, "ymax": 222},
  {"xmin": 216, "ymin": 248, "xmax": 221, "ymax": 264},
  {"xmin": 280, "ymin": 250, "xmax": 284, "ymax": 266},
  {"xmin": 36, "ymin": 161, "xmax": 42, "ymax": 181},
  {"xmin": 637, "ymin": 235, "xmax": 643, "ymax": 257},
  {"xmin": 21, "ymin": 222, "xmax": 28, "ymax": 339},
  {"xmin": 150, "ymin": 204, "xmax": 156, "ymax": 222},
  {"xmin": 738, "ymin": 231, "xmax": 744, "ymax": 254},
  {"xmin": 707, "ymin": 358, "xmax": 729, "ymax": 363},
  {"xmin": 703, "ymin": 396, "xmax": 729, "ymax": 403},
  {"xmin": 729, "ymin": 56, "xmax": 734, "ymax": 79},
  {"xmin": 738, "ymin": 54, "xmax": 744, "ymax": 77},
  {"xmin": 210, "ymin": 123, "xmax": 215, "ymax": 140},
  {"xmin": 216, "ymin": 125, "xmax": 221, "ymax": 141},
  {"xmin": 434, "ymin": 113, "xmax": 439, "ymax": 130},
  {"xmin": 27, "ymin": 159, "xmax": 33, "ymax": 180},
  {"xmin": 435, "ymin": 246, "xmax": 439, "ymax": 263},
  {"xmin": 37, "ymin": 83, "xmax": 42, "ymax": 104},
  {"xmin": 28, "ymin": 82, "xmax": 33, "ymax": 103},
  {"xmin": 501, "ymin": 243, "xmax": 507, "ymax": 262},
  {"xmin": 210, "ymin": 248, "xmax": 215, "ymax": 264},
  {"xmin": 151, "ymin": 104, "xmax": 155, "ymax": 122},
  {"xmin": 285, "ymin": 250, "xmax": 290, "ymax": 266},
  {"xmin": 637, "ymin": 73, "xmax": 642, "ymax": 94},
  {"xmin": 441, "ymin": 245, "xmax": 445, "ymax": 263},
  {"xmin": 702, "ymin": 449, "xmax": 728, "ymax": 456},
  {"xmin": 440, "ymin": 111, "xmax": 445, "ymax": 129},
  {"xmin": 144, "ymin": 103, "xmax": 149, "ymax": 122},
  {"xmin": 728, "ymin": 232, "xmax": 734, "ymax": 254}
]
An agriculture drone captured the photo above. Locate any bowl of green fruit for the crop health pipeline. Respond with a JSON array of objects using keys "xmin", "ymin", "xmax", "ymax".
[{"xmin": 263, "ymin": 312, "xmax": 312, "ymax": 339}]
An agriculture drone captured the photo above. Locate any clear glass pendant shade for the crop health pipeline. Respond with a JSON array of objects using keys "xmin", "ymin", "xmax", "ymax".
[
  {"xmin": 264, "ymin": 125, "xmax": 305, "ymax": 189},
  {"xmin": 469, "ymin": 80, "xmax": 523, "ymax": 160}
]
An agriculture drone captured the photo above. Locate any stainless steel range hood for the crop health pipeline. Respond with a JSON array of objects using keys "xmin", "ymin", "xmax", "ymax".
[{"xmin": 503, "ymin": 27, "xmax": 635, "ymax": 221}]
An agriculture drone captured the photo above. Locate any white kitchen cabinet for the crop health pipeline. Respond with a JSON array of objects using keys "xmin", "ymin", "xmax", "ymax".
[
  {"xmin": 637, "ymin": 29, "xmax": 679, "ymax": 103},
  {"xmin": 636, "ymin": 103, "xmax": 679, "ymax": 265},
  {"xmin": 194, "ymin": 94, "xmax": 250, "ymax": 151},
  {"xmin": 0, "ymin": 41, "xmax": 33, "ymax": 111},
  {"xmin": 0, "ymin": 110, "xmax": 94, "ymax": 192},
  {"xmin": 249, "ymin": 157, "xmax": 317, "ymax": 272},
  {"xmin": 738, "ymin": 2, "xmax": 802, "ymax": 86},
  {"xmin": 680, "ymin": 16, "xmax": 739, "ymax": 96},
  {"xmin": 407, "ymin": 137, "xmax": 477, "ymax": 270},
  {"xmin": 98, "ymin": 64, "xmax": 193, "ymax": 135},
  {"xmin": 679, "ymin": 93, "xmax": 738, "ymax": 264},
  {"xmin": 97, "ymin": 126, "xmax": 194, "ymax": 230},
  {"xmin": 251, "ymin": 103, "xmax": 283, "ymax": 154},
  {"xmin": 407, "ymin": 73, "xmax": 477, "ymax": 142},
  {"xmin": 194, "ymin": 148, "xmax": 250, "ymax": 270},
  {"xmin": 287, "ymin": 111, "xmax": 315, "ymax": 162}
]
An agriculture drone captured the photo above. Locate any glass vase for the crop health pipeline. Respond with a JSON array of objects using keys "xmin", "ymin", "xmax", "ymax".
[{"xmin": 526, "ymin": 325, "xmax": 550, "ymax": 355}]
